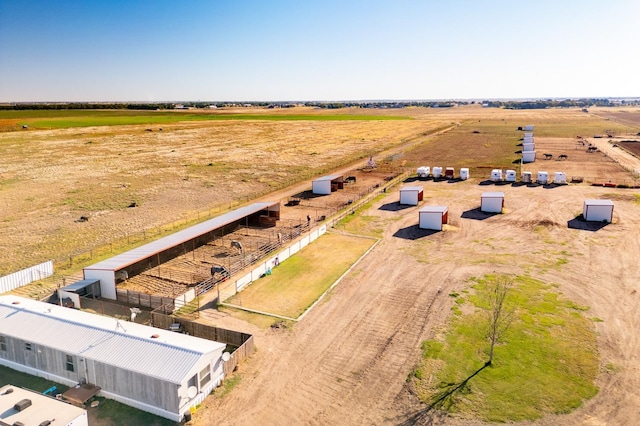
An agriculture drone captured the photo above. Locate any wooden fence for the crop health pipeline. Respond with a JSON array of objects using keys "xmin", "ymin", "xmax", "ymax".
[{"xmin": 150, "ymin": 311, "xmax": 254, "ymax": 376}]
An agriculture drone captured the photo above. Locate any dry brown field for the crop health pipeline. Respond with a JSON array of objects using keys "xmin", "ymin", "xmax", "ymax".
[{"xmin": 4, "ymin": 106, "xmax": 640, "ymax": 425}]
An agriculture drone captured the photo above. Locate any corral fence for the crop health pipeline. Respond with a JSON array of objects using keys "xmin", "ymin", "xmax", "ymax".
[
  {"xmin": 0, "ymin": 260, "xmax": 54, "ymax": 294},
  {"xmin": 150, "ymin": 310, "xmax": 254, "ymax": 376},
  {"xmin": 115, "ymin": 288, "xmax": 178, "ymax": 311}
]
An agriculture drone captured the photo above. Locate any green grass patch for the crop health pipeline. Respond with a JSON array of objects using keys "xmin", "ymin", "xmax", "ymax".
[
  {"xmin": 226, "ymin": 233, "xmax": 375, "ymax": 318},
  {"xmin": 0, "ymin": 110, "xmax": 409, "ymax": 129},
  {"xmin": 411, "ymin": 274, "xmax": 599, "ymax": 422}
]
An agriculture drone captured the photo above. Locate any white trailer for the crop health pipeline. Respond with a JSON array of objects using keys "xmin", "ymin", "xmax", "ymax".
[
  {"xmin": 490, "ymin": 169, "xmax": 503, "ymax": 182},
  {"xmin": 459, "ymin": 168, "xmax": 469, "ymax": 180}
]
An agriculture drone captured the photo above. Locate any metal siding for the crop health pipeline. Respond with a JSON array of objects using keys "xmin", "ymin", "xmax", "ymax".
[
  {"xmin": 0, "ymin": 260, "xmax": 54, "ymax": 293},
  {"xmin": 0, "ymin": 297, "xmax": 225, "ymax": 384}
]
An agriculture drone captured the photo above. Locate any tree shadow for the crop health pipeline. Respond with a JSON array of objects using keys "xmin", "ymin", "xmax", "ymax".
[{"xmin": 396, "ymin": 363, "xmax": 489, "ymax": 426}]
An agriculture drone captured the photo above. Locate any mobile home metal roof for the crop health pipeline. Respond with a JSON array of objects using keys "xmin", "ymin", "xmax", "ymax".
[
  {"xmin": 0, "ymin": 296, "xmax": 225, "ymax": 384},
  {"xmin": 84, "ymin": 202, "xmax": 278, "ymax": 272}
]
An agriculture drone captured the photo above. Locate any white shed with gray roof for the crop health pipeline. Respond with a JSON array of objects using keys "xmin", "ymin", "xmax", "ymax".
[{"xmin": 0, "ymin": 296, "xmax": 226, "ymax": 422}]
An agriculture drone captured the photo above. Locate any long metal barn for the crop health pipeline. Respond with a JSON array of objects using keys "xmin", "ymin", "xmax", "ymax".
[{"xmin": 83, "ymin": 202, "xmax": 281, "ymax": 300}]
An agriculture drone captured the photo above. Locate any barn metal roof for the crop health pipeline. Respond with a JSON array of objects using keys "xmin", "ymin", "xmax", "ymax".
[
  {"xmin": 61, "ymin": 278, "xmax": 99, "ymax": 292},
  {"xmin": 0, "ymin": 296, "xmax": 225, "ymax": 384},
  {"xmin": 584, "ymin": 199, "xmax": 614, "ymax": 206},
  {"xmin": 84, "ymin": 202, "xmax": 278, "ymax": 272},
  {"xmin": 313, "ymin": 174, "xmax": 343, "ymax": 182},
  {"xmin": 401, "ymin": 186, "xmax": 424, "ymax": 192}
]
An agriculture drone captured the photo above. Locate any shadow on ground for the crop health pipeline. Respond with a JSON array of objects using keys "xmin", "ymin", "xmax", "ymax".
[{"xmin": 393, "ymin": 225, "xmax": 440, "ymax": 240}]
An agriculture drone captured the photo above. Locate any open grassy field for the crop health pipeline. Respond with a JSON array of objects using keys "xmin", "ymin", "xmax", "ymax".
[
  {"xmin": 410, "ymin": 274, "xmax": 599, "ymax": 422},
  {"xmin": 0, "ymin": 106, "xmax": 447, "ymax": 276},
  {"xmin": 0, "ymin": 109, "xmax": 410, "ymax": 131},
  {"xmin": 225, "ymin": 232, "xmax": 376, "ymax": 318}
]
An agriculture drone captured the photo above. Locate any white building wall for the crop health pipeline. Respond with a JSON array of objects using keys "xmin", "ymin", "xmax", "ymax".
[
  {"xmin": 481, "ymin": 197, "xmax": 504, "ymax": 213},
  {"xmin": 419, "ymin": 212, "xmax": 443, "ymax": 230},
  {"xmin": 0, "ymin": 260, "xmax": 54, "ymax": 294},
  {"xmin": 312, "ymin": 180, "xmax": 331, "ymax": 195},
  {"xmin": 83, "ymin": 269, "xmax": 116, "ymax": 300},
  {"xmin": 400, "ymin": 190, "xmax": 419, "ymax": 206},
  {"xmin": 583, "ymin": 203, "xmax": 614, "ymax": 222}
]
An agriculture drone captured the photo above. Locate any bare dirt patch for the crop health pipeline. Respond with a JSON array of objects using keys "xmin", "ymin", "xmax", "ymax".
[{"xmin": 193, "ymin": 177, "xmax": 640, "ymax": 426}]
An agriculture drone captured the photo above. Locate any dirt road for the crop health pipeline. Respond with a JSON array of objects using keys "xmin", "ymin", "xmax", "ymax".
[{"xmin": 194, "ymin": 177, "xmax": 640, "ymax": 425}]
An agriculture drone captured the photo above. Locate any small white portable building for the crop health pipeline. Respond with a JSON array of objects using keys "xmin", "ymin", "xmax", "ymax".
[
  {"xmin": 524, "ymin": 125, "xmax": 534, "ymax": 131},
  {"xmin": 417, "ymin": 166, "xmax": 430, "ymax": 179},
  {"xmin": 459, "ymin": 168, "xmax": 469, "ymax": 180},
  {"xmin": 523, "ymin": 132, "xmax": 534, "ymax": 138},
  {"xmin": 537, "ymin": 171, "xmax": 549, "ymax": 184},
  {"xmin": 505, "ymin": 170, "xmax": 517, "ymax": 182},
  {"xmin": 312, "ymin": 174, "xmax": 344, "ymax": 195},
  {"xmin": 583, "ymin": 199, "xmax": 614, "ymax": 223},
  {"xmin": 400, "ymin": 186, "xmax": 424, "ymax": 206},
  {"xmin": 0, "ymin": 384, "xmax": 88, "ymax": 426},
  {"xmin": 481, "ymin": 192, "xmax": 505, "ymax": 213},
  {"xmin": 419, "ymin": 205, "xmax": 449, "ymax": 231},
  {"xmin": 490, "ymin": 169, "xmax": 503, "ymax": 182},
  {"xmin": 523, "ymin": 136, "xmax": 534, "ymax": 143},
  {"xmin": 522, "ymin": 143, "xmax": 535, "ymax": 152},
  {"xmin": 522, "ymin": 151, "xmax": 536, "ymax": 163},
  {"xmin": 553, "ymin": 171, "xmax": 566, "ymax": 184},
  {"xmin": 432, "ymin": 167, "xmax": 443, "ymax": 178},
  {"xmin": 521, "ymin": 171, "xmax": 532, "ymax": 183}
]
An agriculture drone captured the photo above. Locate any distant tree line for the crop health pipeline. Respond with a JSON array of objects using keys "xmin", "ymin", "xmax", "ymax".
[{"xmin": 0, "ymin": 98, "xmax": 637, "ymax": 111}]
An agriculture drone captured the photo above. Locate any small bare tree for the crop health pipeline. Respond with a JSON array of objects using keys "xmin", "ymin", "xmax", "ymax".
[{"xmin": 486, "ymin": 275, "xmax": 514, "ymax": 366}]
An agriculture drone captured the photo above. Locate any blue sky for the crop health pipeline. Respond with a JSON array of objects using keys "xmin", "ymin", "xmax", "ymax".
[{"xmin": 0, "ymin": 0, "xmax": 638, "ymax": 102}]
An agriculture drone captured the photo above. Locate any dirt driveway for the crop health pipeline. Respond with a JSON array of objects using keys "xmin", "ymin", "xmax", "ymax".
[{"xmin": 190, "ymin": 165, "xmax": 640, "ymax": 426}]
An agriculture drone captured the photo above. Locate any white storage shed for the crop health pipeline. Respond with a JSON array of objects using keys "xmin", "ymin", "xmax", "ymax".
[
  {"xmin": 537, "ymin": 171, "xmax": 549, "ymax": 184},
  {"xmin": 481, "ymin": 192, "xmax": 504, "ymax": 213},
  {"xmin": 522, "ymin": 151, "xmax": 536, "ymax": 163},
  {"xmin": 521, "ymin": 171, "xmax": 532, "ymax": 183},
  {"xmin": 583, "ymin": 199, "xmax": 614, "ymax": 223},
  {"xmin": 312, "ymin": 174, "xmax": 344, "ymax": 195},
  {"xmin": 524, "ymin": 125, "xmax": 534, "ymax": 131},
  {"xmin": 432, "ymin": 167, "xmax": 443, "ymax": 178},
  {"xmin": 554, "ymin": 171, "xmax": 566, "ymax": 184},
  {"xmin": 524, "ymin": 132, "xmax": 534, "ymax": 138},
  {"xmin": 419, "ymin": 205, "xmax": 449, "ymax": 231},
  {"xmin": 505, "ymin": 170, "xmax": 517, "ymax": 182},
  {"xmin": 522, "ymin": 143, "xmax": 535, "ymax": 152},
  {"xmin": 459, "ymin": 168, "xmax": 469, "ymax": 180},
  {"xmin": 490, "ymin": 169, "xmax": 503, "ymax": 182},
  {"xmin": 399, "ymin": 186, "xmax": 424, "ymax": 206},
  {"xmin": 417, "ymin": 166, "xmax": 430, "ymax": 179}
]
